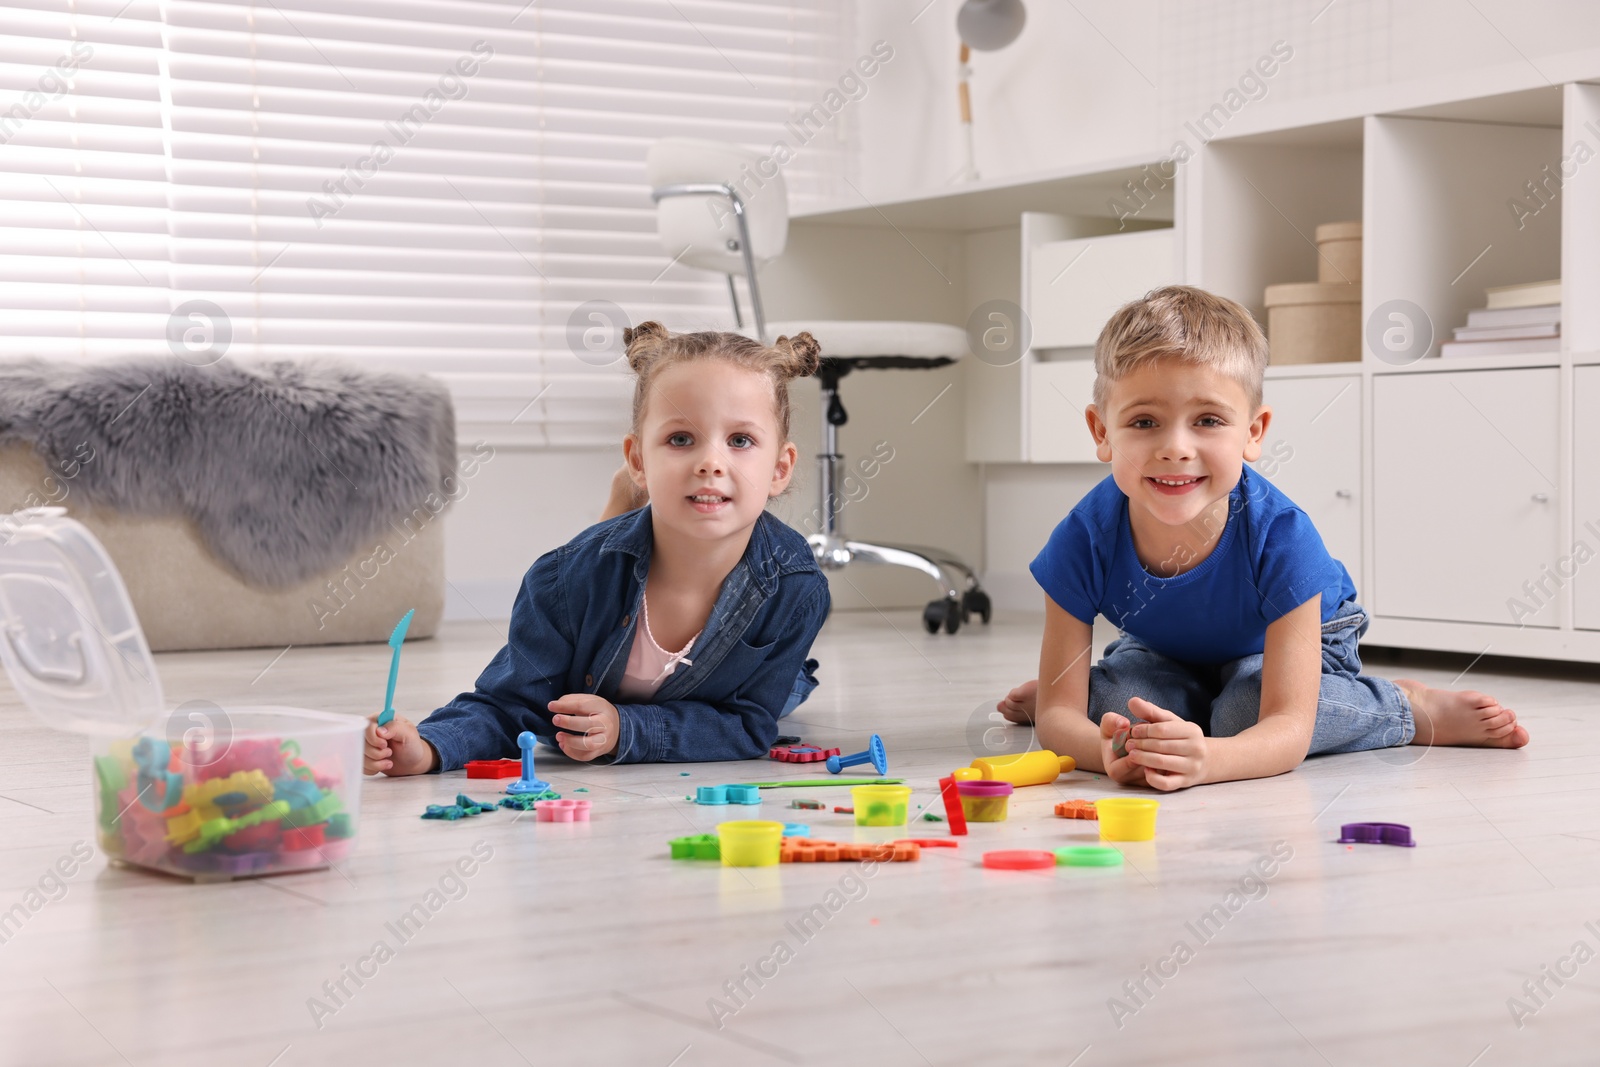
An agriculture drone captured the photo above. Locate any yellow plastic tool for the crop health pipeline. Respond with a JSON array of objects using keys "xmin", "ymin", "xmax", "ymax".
[{"xmin": 970, "ymin": 750, "xmax": 1076, "ymax": 787}]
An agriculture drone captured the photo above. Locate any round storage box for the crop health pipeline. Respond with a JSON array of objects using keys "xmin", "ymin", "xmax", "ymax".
[
  {"xmin": 1263, "ymin": 281, "xmax": 1360, "ymax": 364},
  {"xmin": 0, "ymin": 508, "xmax": 364, "ymax": 881},
  {"xmin": 1315, "ymin": 220, "xmax": 1362, "ymax": 284}
]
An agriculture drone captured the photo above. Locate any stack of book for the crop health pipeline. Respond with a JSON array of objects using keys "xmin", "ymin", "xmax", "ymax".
[{"xmin": 1442, "ymin": 279, "xmax": 1560, "ymax": 358}]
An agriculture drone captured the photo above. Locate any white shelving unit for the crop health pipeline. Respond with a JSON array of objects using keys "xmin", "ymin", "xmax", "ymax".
[
  {"xmin": 781, "ymin": 79, "xmax": 1600, "ymax": 661},
  {"xmin": 1189, "ymin": 83, "xmax": 1600, "ymax": 662}
]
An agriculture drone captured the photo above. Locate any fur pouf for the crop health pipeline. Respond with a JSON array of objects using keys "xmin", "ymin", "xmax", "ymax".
[{"xmin": 0, "ymin": 357, "xmax": 456, "ymax": 588}]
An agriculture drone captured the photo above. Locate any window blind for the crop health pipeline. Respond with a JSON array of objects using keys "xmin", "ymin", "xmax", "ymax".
[{"xmin": 0, "ymin": 0, "xmax": 851, "ymax": 447}]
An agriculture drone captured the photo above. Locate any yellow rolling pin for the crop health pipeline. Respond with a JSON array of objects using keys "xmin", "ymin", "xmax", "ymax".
[{"xmin": 967, "ymin": 750, "xmax": 1076, "ymax": 787}]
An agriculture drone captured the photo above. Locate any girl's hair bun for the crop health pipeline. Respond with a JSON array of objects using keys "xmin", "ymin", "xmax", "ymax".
[
  {"xmin": 623, "ymin": 320, "xmax": 670, "ymax": 374},
  {"xmin": 773, "ymin": 331, "xmax": 822, "ymax": 379}
]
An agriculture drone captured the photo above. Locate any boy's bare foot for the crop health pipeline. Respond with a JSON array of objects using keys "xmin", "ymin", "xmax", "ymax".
[
  {"xmin": 997, "ymin": 678, "xmax": 1038, "ymax": 724},
  {"xmin": 1395, "ymin": 678, "xmax": 1530, "ymax": 749},
  {"xmin": 601, "ymin": 463, "xmax": 648, "ymax": 521}
]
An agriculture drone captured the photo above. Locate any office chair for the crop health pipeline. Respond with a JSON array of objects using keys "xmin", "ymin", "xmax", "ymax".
[{"xmin": 645, "ymin": 138, "xmax": 990, "ymax": 634}]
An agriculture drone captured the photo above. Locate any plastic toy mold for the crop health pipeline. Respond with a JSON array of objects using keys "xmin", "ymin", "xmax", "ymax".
[
  {"xmin": 1338, "ymin": 821, "xmax": 1416, "ymax": 847},
  {"xmin": 669, "ymin": 834, "xmax": 721, "ymax": 860},
  {"xmin": 465, "ymin": 759, "xmax": 523, "ymax": 779},
  {"xmin": 1055, "ymin": 800, "xmax": 1099, "ymax": 820},
  {"xmin": 768, "ymin": 745, "xmax": 841, "ymax": 764},
  {"xmin": 827, "ymin": 734, "xmax": 887, "ymax": 776},
  {"xmin": 780, "ymin": 838, "xmax": 920, "ymax": 863},
  {"xmin": 694, "ymin": 784, "xmax": 760, "ymax": 805},
  {"xmin": 534, "ymin": 799, "xmax": 591, "ymax": 822},
  {"xmin": 938, "ymin": 775, "xmax": 968, "ymax": 836},
  {"xmin": 504, "ymin": 731, "xmax": 552, "ymax": 795}
]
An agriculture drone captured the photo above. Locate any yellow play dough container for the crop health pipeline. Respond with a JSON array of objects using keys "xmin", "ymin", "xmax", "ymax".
[
  {"xmin": 1096, "ymin": 797, "xmax": 1160, "ymax": 841},
  {"xmin": 717, "ymin": 820, "xmax": 784, "ymax": 867},
  {"xmin": 851, "ymin": 785, "xmax": 911, "ymax": 826}
]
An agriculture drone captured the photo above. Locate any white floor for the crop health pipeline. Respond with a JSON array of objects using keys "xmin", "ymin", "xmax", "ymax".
[{"xmin": 2, "ymin": 611, "xmax": 1600, "ymax": 1066}]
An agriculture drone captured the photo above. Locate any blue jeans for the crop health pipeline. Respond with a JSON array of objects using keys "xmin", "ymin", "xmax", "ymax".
[
  {"xmin": 1086, "ymin": 600, "xmax": 1413, "ymax": 754},
  {"xmin": 781, "ymin": 658, "xmax": 821, "ymax": 718}
]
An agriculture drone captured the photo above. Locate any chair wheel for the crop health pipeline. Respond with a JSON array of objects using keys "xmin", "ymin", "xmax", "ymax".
[
  {"xmin": 925, "ymin": 598, "xmax": 965, "ymax": 633},
  {"xmin": 925, "ymin": 598, "xmax": 960, "ymax": 634},
  {"xmin": 962, "ymin": 589, "xmax": 992, "ymax": 625}
]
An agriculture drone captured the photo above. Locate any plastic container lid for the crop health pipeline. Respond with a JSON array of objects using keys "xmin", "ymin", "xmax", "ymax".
[
  {"xmin": 1056, "ymin": 845, "xmax": 1124, "ymax": 867},
  {"xmin": 1314, "ymin": 220, "xmax": 1362, "ymax": 242},
  {"xmin": 1337, "ymin": 821, "xmax": 1416, "ymax": 847},
  {"xmin": 1263, "ymin": 281, "xmax": 1360, "ymax": 307},
  {"xmin": 982, "ymin": 849, "xmax": 1055, "ymax": 871},
  {"xmin": 0, "ymin": 508, "xmax": 164, "ymax": 735}
]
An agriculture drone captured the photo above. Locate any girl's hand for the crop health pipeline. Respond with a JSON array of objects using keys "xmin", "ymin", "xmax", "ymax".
[
  {"xmin": 365, "ymin": 713, "xmax": 438, "ymax": 776},
  {"xmin": 550, "ymin": 694, "xmax": 620, "ymax": 761},
  {"xmin": 1125, "ymin": 697, "xmax": 1207, "ymax": 791},
  {"xmin": 1100, "ymin": 711, "xmax": 1148, "ymax": 787}
]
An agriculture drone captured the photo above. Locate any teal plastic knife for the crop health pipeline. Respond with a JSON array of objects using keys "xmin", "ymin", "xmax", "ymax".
[{"xmin": 376, "ymin": 608, "xmax": 414, "ymax": 726}]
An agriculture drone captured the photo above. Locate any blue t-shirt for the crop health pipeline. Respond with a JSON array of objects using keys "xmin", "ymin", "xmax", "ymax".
[{"xmin": 1029, "ymin": 468, "xmax": 1356, "ymax": 664}]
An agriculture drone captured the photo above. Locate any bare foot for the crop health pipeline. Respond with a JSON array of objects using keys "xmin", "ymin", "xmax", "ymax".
[
  {"xmin": 601, "ymin": 463, "xmax": 648, "ymax": 521},
  {"xmin": 997, "ymin": 678, "xmax": 1037, "ymax": 725},
  {"xmin": 1395, "ymin": 678, "xmax": 1530, "ymax": 749}
]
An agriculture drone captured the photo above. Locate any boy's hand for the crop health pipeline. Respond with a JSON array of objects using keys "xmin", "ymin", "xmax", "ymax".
[
  {"xmin": 1100, "ymin": 711, "xmax": 1148, "ymax": 787},
  {"xmin": 996, "ymin": 679, "xmax": 1037, "ymax": 725},
  {"xmin": 1125, "ymin": 697, "xmax": 1207, "ymax": 790},
  {"xmin": 550, "ymin": 694, "xmax": 620, "ymax": 761},
  {"xmin": 365, "ymin": 713, "xmax": 439, "ymax": 777}
]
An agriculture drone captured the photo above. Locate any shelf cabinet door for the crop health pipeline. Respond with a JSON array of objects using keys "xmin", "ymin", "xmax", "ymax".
[
  {"xmin": 1258, "ymin": 375, "xmax": 1362, "ymax": 587},
  {"xmin": 1027, "ymin": 360, "xmax": 1099, "ymax": 462},
  {"xmin": 1576, "ymin": 367, "xmax": 1600, "ymax": 630},
  {"xmin": 1029, "ymin": 229, "xmax": 1178, "ymax": 349},
  {"xmin": 1372, "ymin": 368, "xmax": 1560, "ymax": 626}
]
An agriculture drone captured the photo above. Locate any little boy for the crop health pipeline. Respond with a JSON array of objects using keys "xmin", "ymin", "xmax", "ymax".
[{"xmin": 1000, "ymin": 286, "xmax": 1527, "ymax": 790}]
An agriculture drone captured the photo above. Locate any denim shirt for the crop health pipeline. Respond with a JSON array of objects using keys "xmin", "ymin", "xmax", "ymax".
[{"xmin": 418, "ymin": 506, "xmax": 830, "ymax": 767}]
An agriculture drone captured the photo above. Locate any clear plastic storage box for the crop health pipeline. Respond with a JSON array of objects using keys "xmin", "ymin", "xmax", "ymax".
[{"xmin": 0, "ymin": 508, "xmax": 363, "ymax": 881}]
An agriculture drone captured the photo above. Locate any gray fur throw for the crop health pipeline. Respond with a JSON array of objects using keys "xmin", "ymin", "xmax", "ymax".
[{"xmin": 0, "ymin": 358, "xmax": 456, "ymax": 588}]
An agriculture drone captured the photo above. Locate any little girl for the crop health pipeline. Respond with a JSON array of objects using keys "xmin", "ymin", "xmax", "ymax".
[{"xmin": 365, "ymin": 322, "xmax": 830, "ymax": 772}]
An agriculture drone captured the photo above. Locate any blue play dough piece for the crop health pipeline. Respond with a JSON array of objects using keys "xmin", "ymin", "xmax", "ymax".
[{"xmin": 782, "ymin": 823, "xmax": 810, "ymax": 837}]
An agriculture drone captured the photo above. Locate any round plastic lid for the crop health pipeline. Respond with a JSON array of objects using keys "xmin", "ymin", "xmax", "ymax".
[
  {"xmin": 1056, "ymin": 846, "xmax": 1124, "ymax": 867},
  {"xmin": 0, "ymin": 508, "xmax": 164, "ymax": 735},
  {"xmin": 982, "ymin": 849, "xmax": 1056, "ymax": 871}
]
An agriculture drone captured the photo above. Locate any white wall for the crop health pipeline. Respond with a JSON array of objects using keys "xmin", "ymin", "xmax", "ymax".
[
  {"xmin": 447, "ymin": 0, "xmax": 1600, "ymax": 620},
  {"xmin": 854, "ymin": 0, "xmax": 1600, "ymax": 201},
  {"xmin": 845, "ymin": 0, "xmax": 1600, "ymax": 613},
  {"xmin": 442, "ymin": 446, "xmax": 623, "ymax": 620}
]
